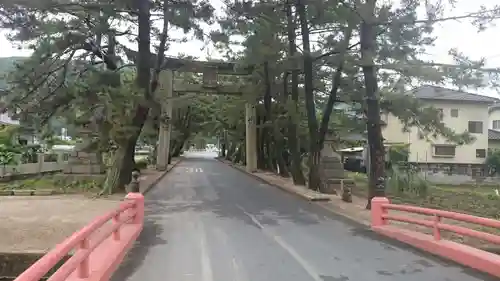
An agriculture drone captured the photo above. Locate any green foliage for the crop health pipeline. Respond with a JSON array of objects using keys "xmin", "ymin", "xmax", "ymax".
[
  {"xmin": 0, "ymin": 124, "xmax": 18, "ymax": 146},
  {"xmin": 21, "ymin": 145, "xmax": 42, "ymax": 164},
  {"xmin": 387, "ymin": 144, "xmax": 409, "ymax": 163},
  {"xmin": 387, "ymin": 165, "xmax": 430, "ymax": 197},
  {"xmin": 0, "ymin": 145, "xmax": 17, "ymax": 166},
  {"xmin": 386, "ymin": 145, "xmax": 428, "ymax": 197},
  {"xmin": 0, "ymin": 176, "xmax": 104, "ymax": 193},
  {"xmin": 352, "ymin": 178, "xmax": 500, "ymax": 219},
  {"xmin": 134, "ymin": 159, "xmax": 148, "ymax": 171},
  {"xmin": 486, "ymin": 150, "xmax": 500, "ymax": 176},
  {"xmin": 0, "ymin": 57, "xmax": 24, "ymax": 89},
  {"xmin": 391, "ymin": 188, "xmax": 500, "ymax": 220}
]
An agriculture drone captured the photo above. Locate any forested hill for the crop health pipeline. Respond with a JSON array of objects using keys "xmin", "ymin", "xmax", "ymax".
[{"xmin": 0, "ymin": 56, "xmax": 25, "ymax": 89}]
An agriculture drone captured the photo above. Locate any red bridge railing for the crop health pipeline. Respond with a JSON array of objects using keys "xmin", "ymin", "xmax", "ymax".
[
  {"xmin": 14, "ymin": 193, "xmax": 145, "ymax": 281},
  {"xmin": 371, "ymin": 197, "xmax": 500, "ymax": 278}
]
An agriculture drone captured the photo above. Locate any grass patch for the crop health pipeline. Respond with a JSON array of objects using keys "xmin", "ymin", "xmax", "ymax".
[
  {"xmin": 0, "ymin": 175, "xmax": 105, "ymax": 193},
  {"xmin": 433, "ymin": 184, "xmax": 498, "ymax": 196},
  {"xmin": 346, "ymin": 171, "xmax": 500, "ymax": 219}
]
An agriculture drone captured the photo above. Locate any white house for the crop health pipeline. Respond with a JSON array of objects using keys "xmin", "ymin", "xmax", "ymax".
[{"xmin": 382, "ymin": 85, "xmax": 499, "ymax": 176}]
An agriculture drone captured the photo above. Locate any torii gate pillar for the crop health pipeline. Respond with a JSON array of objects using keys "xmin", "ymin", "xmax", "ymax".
[
  {"xmin": 245, "ymin": 102, "xmax": 257, "ymax": 172},
  {"xmin": 156, "ymin": 70, "xmax": 174, "ymax": 171}
]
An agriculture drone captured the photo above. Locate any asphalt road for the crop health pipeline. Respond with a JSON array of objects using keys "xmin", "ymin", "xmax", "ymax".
[{"xmin": 112, "ymin": 153, "xmax": 495, "ymax": 281}]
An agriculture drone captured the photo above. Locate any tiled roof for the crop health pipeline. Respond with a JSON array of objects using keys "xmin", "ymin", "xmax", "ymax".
[
  {"xmin": 488, "ymin": 129, "xmax": 500, "ymax": 140},
  {"xmin": 411, "ymin": 85, "xmax": 499, "ymax": 103}
]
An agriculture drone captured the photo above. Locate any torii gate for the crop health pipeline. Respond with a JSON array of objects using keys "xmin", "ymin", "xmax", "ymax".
[{"xmin": 153, "ymin": 57, "xmax": 258, "ymax": 173}]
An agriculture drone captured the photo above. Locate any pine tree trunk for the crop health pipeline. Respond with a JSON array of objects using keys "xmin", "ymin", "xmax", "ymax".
[
  {"xmin": 297, "ymin": 0, "xmax": 321, "ymax": 190},
  {"xmin": 307, "ymin": 149, "xmax": 322, "ymax": 191},
  {"xmin": 221, "ymin": 140, "xmax": 226, "ymax": 157},
  {"xmin": 226, "ymin": 142, "xmax": 235, "ymax": 161},
  {"xmin": 274, "ymin": 137, "xmax": 289, "ymax": 177},
  {"xmin": 263, "ymin": 61, "xmax": 274, "ymax": 172},
  {"xmin": 256, "ymin": 112, "xmax": 266, "ymax": 169},
  {"xmin": 360, "ymin": 0, "xmax": 386, "ymax": 209},
  {"xmin": 285, "ymin": 3, "xmax": 306, "ymax": 186},
  {"xmin": 102, "ymin": 138, "xmax": 136, "ymax": 194},
  {"xmin": 171, "ymin": 134, "xmax": 189, "ymax": 158}
]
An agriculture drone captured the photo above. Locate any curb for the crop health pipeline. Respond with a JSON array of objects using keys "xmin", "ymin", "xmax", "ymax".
[
  {"xmin": 216, "ymin": 157, "xmax": 330, "ymax": 202},
  {"xmin": 0, "ymin": 189, "xmax": 61, "ymax": 196},
  {"xmin": 141, "ymin": 157, "xmax": 183, "ymax": 195}
]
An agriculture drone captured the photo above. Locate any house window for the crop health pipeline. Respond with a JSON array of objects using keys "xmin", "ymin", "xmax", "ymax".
[
  {"xmin": 493, "ymin": 120, "xmax": 500, "ymax": 129},
  {"xmin": 476, "ymin": 149, "xmax": 486, "ymax": 158},
  {"xmin": 450, "ymin": 109, "xmax": 459, "ymax": 117},
  {"xmin": 468, "ymin": 121, "xmax": 483, "ymax": 134},
  {"xmin": 433, "ymin": 145, "xmax": 455, "ymax": 157}
]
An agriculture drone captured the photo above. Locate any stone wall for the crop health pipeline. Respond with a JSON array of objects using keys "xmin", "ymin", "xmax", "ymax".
[{"xmin": 0, "ymin": 153, "xmax": 69, "ymax": 177}]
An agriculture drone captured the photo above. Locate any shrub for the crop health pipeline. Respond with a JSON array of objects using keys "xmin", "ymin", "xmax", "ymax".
[
  {"xmin": 134, "ymin": 159, "xmax": 148, "ymax": 171},
  {"xmin": 387, "ymin": 165, "xmax": 429, "ymax": 197}
]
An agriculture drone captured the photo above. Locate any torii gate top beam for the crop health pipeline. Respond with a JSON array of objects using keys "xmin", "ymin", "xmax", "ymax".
[{"xmin": 124, "ymin": 49, "xmax": 254, "ymax": 75}]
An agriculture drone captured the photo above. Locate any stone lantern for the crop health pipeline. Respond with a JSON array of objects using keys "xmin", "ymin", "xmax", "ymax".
[
  {"xmin": 63, "ymin": 120, "xmax": 105, "ymax": 175},
  {"xmin": 320, "ymin": 133, "xmax": 353, "ymax": 202}
]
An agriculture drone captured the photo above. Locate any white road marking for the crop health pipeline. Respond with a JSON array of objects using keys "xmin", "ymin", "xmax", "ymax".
[
  {"xmin": 236, "ymin": 204, "xmax": 323, "ymax": 281},
  {"xmin": 185, "ymin": 167, "xmax": 204, "ymax": 173},
  {"xmin": 199, "ymin": 221, "xmax": 214, "ymax": 281}
]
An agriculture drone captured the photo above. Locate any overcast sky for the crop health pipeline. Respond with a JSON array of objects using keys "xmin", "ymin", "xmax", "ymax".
[{"xmin": 1, "ymin": 0, "xmax": 499, "ymax": 96}]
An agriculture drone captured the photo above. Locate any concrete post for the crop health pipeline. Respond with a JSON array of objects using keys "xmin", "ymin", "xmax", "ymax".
[
  {"xmin": 156, "ymin": 70, "xmax": 174, "ymax": 171},
  {"xmin": 56, "ymin": 152, "xmax": 64, "ymax": 164},
  {"xmin": 245, "ymin": 102, "xmax": 257, "ymax": 172},
  {"xmin": 37, "ymin": 153, "xmax": 44, "ymax": 174}
]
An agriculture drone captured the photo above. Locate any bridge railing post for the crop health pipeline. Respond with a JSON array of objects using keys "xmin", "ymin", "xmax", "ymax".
[
  {"xmin": 77, "ymin": 238, "xmax": 90, "ymax": 278},
  {"xmin": 126, "ymin": 193, "xmax": 145, "ymax": 224},
  {"xmin": 371, "ymin": 197, "xmax": 389, "ymax": 227},
  {"xmin": 113, "ymin": 213, "xmax": 121, "ymax": 240}
]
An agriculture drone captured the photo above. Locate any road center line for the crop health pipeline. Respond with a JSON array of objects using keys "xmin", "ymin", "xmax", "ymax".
[{"xmin": 235, "ymin": 204, "xmax": 323, "ymax": 281}]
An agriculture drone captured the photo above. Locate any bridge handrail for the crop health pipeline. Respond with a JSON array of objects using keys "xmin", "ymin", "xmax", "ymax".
[
  {"xmin": 371, "ymin": 197, "xmax": 500, "ymax": 278},
  {"xmin": 371, "ymin": 197, "xmax": 500, "ymax": 244},
  {"xmin": 14, "ymin": 193, "xmax": 144, "ymax": 281}
]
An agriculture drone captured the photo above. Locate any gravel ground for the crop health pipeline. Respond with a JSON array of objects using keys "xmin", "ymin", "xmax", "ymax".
[
  {"xmin": 0, "ymin": 159, "xmax": 181, "ymax": 253},
  {"xmin": 0, "ymin": 195, "xmax": 123, "ymax": 253}
]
